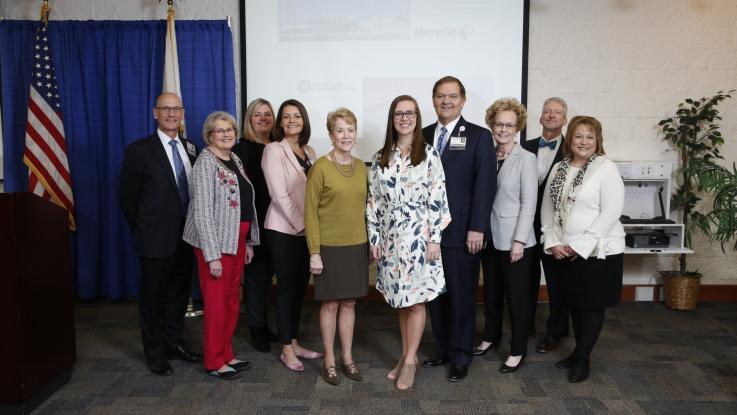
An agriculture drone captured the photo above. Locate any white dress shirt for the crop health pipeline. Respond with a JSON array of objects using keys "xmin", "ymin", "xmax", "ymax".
[
  {"xmin": 434, "ymin": 116, "xmax": 461, "ymax": 155},
  {"xmin": 157, "ymin": 128, "xmax": 192, "ymax": 185},
  {"xmin": 537, "ymin": 135, "xmax": 562, "ymax": 185}
]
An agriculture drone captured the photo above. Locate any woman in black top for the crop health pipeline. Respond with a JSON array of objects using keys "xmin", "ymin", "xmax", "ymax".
[{"xmin": 231, "ymin": 98, "xmax": 278, "ymax": 352}]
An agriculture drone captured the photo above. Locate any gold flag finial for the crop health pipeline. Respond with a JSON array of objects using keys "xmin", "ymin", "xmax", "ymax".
[{"xmin": 41, "ymin": 0, "xmax": 51, "ymax": 27}]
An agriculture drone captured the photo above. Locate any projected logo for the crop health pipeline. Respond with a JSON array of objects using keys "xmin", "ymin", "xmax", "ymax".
[{"xmin": 279, "ymin": 0, "xmax": 410, "ymax": 41}]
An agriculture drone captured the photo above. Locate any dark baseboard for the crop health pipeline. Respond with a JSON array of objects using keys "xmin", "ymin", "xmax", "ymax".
[{"xmin": 295, "ymin": 284, "xmax": 737, "ymax": 303}]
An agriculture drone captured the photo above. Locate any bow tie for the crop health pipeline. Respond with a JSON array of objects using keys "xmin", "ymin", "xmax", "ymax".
[{"xmin": 539, "ymin": 139, "xmax": 557, "ymax": 150}]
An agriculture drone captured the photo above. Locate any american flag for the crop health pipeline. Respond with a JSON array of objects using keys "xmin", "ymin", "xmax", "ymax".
[{"xmin": 23, "ymin": 23, "xmax": 76, "ymax": 230}]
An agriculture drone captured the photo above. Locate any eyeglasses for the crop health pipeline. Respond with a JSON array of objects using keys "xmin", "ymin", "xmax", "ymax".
[
  {"xmin": 392, "ymin": 111, "xmax": 417, "ymax": 120},
  {"xmin": 214, "ymin": 128, "xmax": 235, "ymax": 136},
  {"xmin": 156, "ymin": 106, "xmax": 184, "ymax": 113},
  {"xmin": 493, "ymin": 122, "xmax": 516, "ymax": 130}
]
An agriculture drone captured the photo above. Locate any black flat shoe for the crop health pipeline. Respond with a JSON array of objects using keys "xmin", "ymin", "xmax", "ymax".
[
  {"xmin": 167, "ymin": 345, "xmax": 203, "ymax": 363},
  {"xmin": 568, "ymin": 359, "xmax": 590, "ymax": 383},
  {"xmin": 473, "ymin": 342, "xmax": 498, "ymax": 356},
  {"xmin": 499, "ymin": 358, "xmax": 524, "ymax": 374},
  {"xmin": 422, "ymin": 355, "xmax": 450, "ymax": 368},
  {"xmin": 208, "ymin": 368, "xmax": 241, "ymax": 381},
  {"xmin": 555, "ymin": 354, "xmax": 577, "ymax": 370},
  {"xmin": 147, "ymin": 358, "xmax": 174, "ymax": 376},
  {"xmin": 230, "ymin": 360, "xmax": 251, "ymax": 372},
  {"xmin": 447, "ymin": 364, "xmax": 468, "ymax": 382}
]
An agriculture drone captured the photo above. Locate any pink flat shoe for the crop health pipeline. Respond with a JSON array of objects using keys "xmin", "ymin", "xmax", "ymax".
[
  {"xmin": 295, "ymin": 350, "xmax": 323, "ymax": 360},
  {"xmin": 280, "ymin": 353, "xmax": 304, "ymax": 372}
]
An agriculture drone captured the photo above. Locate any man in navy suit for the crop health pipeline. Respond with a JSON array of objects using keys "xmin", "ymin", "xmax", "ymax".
[
  {"xmin": 520, "ymin": 97, "xmax": 569, "ymax": 353},
  {"xmin": 422, "ymin": 76, "xmax": 495, "ymax": 381},
  {"xmin": 119, "ymin": 92, "xmax": 203, "ymax": 376}
]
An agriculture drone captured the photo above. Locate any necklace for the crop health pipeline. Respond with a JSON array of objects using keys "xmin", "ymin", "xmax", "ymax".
[{"xmin": 329, "ymin": 151, "xmax": 356, "ymax": 177}]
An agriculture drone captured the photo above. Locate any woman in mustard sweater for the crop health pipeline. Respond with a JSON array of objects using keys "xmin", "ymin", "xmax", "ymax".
[{"xmin": 305, "ymin": 108, "xmax": 369, "ymax": 386}]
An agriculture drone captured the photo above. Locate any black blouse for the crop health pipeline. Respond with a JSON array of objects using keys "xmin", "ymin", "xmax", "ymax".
[{"xmin": 219, "ymin": 156, "xmax": 255, "ymax": 222}]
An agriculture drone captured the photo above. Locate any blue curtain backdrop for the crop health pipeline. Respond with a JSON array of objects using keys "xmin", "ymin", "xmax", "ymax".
[{"xmin": 0, "ymin": 20, "xmax": 236, "ymax": 299}]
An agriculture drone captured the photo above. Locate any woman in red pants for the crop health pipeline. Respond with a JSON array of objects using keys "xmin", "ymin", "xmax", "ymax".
[{"xmin": 183, "ymin": 111, "xmax": 260, "ymax": 380}]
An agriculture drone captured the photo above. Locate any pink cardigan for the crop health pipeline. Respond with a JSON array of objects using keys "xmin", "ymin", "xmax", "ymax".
[{"xmin": 261, "ymin": 140, "xmax": 316, "ymax": 235}]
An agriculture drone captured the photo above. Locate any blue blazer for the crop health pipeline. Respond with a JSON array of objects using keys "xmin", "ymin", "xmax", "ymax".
[{"xmin": 423, "ymin": 116, "xmax": 496, "ymax": 247}]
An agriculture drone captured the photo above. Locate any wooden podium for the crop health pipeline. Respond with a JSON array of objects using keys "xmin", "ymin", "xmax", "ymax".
[{"xmin": 0, "ymin": 192, "xmax": 76, "ymax": 415}]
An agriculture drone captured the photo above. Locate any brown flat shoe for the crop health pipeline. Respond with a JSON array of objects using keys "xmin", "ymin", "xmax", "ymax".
[
  {"xmin": 322, "ymin": 366, "xmax": 340, "ymax": 386},
  {"xmin": 342, "ymin": 362, "xmax": 363, "ymax": 382}
]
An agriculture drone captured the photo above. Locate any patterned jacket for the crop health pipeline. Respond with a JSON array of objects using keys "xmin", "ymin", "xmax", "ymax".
[{"xmin": 183, "ymin": 147, "xmax": 260, "ymax": 262}]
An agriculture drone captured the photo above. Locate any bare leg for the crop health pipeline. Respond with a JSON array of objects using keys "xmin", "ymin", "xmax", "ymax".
[
  {"xmin": 320, "ymin": 300, "xmax": 339, "ymax": 369},
  {"xmin": 388, "ymin": 308, "xmax": 408, "ymax": 380},
  {"xmin": 337, "ymin": 299, "xmax": 356, "ymax": 365},
  {"xmin": 397, "ymin": 303, "xmax": 425, "ymax": 390}
]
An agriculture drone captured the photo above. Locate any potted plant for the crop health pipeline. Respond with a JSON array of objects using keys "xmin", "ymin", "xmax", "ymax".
[{"xmin": 657, "ymin": 90, "xmax": 734, "ymax": 310}]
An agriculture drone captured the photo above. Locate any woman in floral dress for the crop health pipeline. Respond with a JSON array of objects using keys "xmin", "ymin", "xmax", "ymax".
[{"xmin": 367, "ymin": 95, "xmax": 451, "ymax": 390}]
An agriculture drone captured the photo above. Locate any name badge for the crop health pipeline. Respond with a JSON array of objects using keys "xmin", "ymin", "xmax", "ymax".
[
  {"xmin": 449, "ymin": 136, "xmax": 466, "ymax": 150},
  {"xmin": 186, "ymin": 142, "xmax": 197, "ymax": 157}
]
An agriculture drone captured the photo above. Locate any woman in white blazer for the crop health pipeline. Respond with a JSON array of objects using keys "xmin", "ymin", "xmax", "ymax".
[
  {"xmin": 262, "ymin": 99, "xmax": 321, "ymax": 372},
  {"xmin": 540, "ymin": 115, "xmax": 625, "ymax": 383},
  {"xmin": 475, "ymin": 98, "xmax": 538, "ymax": 373}
]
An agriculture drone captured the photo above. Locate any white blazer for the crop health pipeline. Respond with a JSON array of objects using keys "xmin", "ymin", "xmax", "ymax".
[
  {"xmin": 541, "ymin": 156, "xmax": 626, "ymax": 258},
  {"xmin": 489, "ymin": 143, "xmax": 538, "ymax": 250}
]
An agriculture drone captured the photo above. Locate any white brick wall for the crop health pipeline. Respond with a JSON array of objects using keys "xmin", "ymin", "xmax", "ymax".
[{"xmin": 3, "ymin": 0, "xmax": 736, "ymax": 280}]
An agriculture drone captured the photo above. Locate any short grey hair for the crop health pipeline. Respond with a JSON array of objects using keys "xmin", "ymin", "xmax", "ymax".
[
  {"xmin": 202, "ymin": 111, "xmax": 237, "ymax": 145},
  {"xmin": 542, "ymin": 97, "xmax": 568, "ymax": 116}
]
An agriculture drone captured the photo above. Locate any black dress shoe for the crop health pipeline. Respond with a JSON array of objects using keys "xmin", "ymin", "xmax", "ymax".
[
  {"xmin": 448, "ymin": 364, "xmax": 468, "ymax": 382},
  {"xmin": 249, "ymin": 326, "xmax": 271, "ymax": 353},
  {"xmin": 208, "ymin": 368, "xmax": 241, "ymax": 380},
  {"xmin": 167, "ymin": 345, "xmax": 204, "ymax": 363},
  {"xmin": 568, "ymin": 359, "xmax": 590, "ymax": 383},
  {"xmin": 422, "ymin": 355, "xmax": 450, "ymax": 368},
  {"xmin": 147, "ymin": 359, "xmax": 174, "ymax": 376},
  {"xmin": 535, "ymin": 337, "xmax": 560, "ymax": 353},
  {"xmin": 500, "ymin": 358, "xmax": 524, "ymax": 374}
]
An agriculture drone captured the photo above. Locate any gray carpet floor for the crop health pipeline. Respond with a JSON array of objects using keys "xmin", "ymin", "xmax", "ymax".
[{"xmin": 32, "ymin": 301, "xmax": 737, "ymax": 414}]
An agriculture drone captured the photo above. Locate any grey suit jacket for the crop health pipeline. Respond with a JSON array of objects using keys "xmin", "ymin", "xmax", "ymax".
[{"xmin": 489, "ymin": 143, "xmax": 538, "ymax": 250}]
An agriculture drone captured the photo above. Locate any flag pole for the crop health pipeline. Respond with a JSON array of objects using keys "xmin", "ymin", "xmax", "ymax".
[{"xmin": 162, "ymin": 0, "xmax": 202, "ymax": 318}]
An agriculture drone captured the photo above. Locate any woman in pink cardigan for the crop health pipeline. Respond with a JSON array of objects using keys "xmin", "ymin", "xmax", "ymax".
[{"xmin": 262, "ymin": 99, "xmax": 322, "ymax": 371}]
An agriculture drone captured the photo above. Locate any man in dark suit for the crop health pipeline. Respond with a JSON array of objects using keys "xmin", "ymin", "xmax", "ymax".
[
  {"xmin": 119, "ymin": 92, "xmax": 202, "ymax": 375},
  {"xmin": 520, "ymin": 97, "xmax": 569, "ymax": 353},
  {"xmin": 421, "ymin": 76, "xmax": 495, "ymax": 382}
]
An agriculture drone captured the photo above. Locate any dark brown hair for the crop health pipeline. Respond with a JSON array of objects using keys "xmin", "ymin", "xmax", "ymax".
[
  {"xmin": 432, "ymin": 76, "xmax": 466, "ymax": 99},
  {"xmin": 378, "ymin": 95, "xmax": 426, "ymax": 169},
  {"xmin": 563, "ymin": 115, "xmax": 606, "ymax": 159},
  {"xmin": 273, "ymin": 99, "xmax": 311, "ymax": 146}
]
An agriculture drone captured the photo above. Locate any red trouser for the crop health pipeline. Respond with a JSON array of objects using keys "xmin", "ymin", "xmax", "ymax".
[{"xmin": 194, "ymin": 221, "xmax": 250, "ymax": 371}]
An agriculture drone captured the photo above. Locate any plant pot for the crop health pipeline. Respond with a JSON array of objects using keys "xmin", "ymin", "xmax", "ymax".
[{"xmin": 661, "ymin": 271, "xmax": 702, "ymax": 310}]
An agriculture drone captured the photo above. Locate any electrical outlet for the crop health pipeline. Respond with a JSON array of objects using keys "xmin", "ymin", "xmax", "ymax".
[{"xmin": 635, "ymin": 286, "xmax": 654, "ymax": 301}]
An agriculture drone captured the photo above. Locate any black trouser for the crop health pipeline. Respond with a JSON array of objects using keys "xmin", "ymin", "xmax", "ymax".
[
  {"xmin": 530, "ymin": 245, "xmax": 569, "ymax": 339},
  {"xmin": 138, "ymin": 237, "xmax": 194, "ymax": 361},
  {"xmin": 481, "ymin": 243, "xmax": 534, "ymax": 357},
  {"xmin": 427, "ymin": 246, "xmax": 480, "ymax": 366},
  {"xmin": 569, "ymin": 307, "xmax": 605, "ymax": 363},
  {"xmin": 266, "ymin": 229, "xmax": 310, "ymax": 345},
  {"xmin": 243, "ymin": 243, "xmax": 274, "ymax": 328}
]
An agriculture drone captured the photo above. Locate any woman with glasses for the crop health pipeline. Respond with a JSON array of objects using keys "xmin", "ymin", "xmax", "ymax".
[
  {"xmin": 367, "ymin": 95, "xmax": 451, "ymax": 390},
  {"xmin": 183, "ymin": 111, "xmax": 259, "ymax": 380},
  {"xmin": 541, "ymin": 115, "xmax": 625, "ymax": 383},
  {"xmin": 473, "ymin": 98, "xmax": 537, "ymax": 374},
  {"xmin": 231, "ymin": 98, "xmax": 279, "ymax": 353},
  {"xmin": 262, "ymin": 99, "xmax": 322, "ymax": 372},
  {"xmin": 305, "ymin": 108, "xmax": 369, "ymax": 386}
]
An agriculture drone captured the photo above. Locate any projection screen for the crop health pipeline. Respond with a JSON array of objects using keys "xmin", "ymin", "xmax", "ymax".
[{"xmin": 245, "ymin": 0, "xmax": 527, "ymax": 161}]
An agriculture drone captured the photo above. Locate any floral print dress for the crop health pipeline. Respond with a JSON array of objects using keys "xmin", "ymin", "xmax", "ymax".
[{"xmin": 367, "ymin": 144, "xmax": 451, "ymax": 308}]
